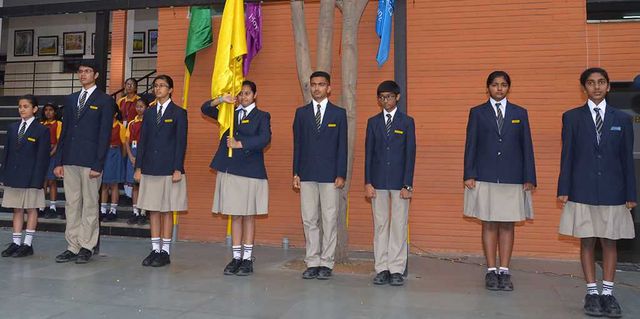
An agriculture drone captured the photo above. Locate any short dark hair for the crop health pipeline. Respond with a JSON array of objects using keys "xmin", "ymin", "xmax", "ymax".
[
  {"xmin": 112, "ymin": 102, "xmax": 123, "ymax": 122},
  {"xmin": 125, "ymin": 77, "xmax": 138, "ymax": 88},
  {"xmin": 136, "ymin": 97, "xmax": 150, "ymax": 107},
  {"xmin": 42, "ymin": 102, "xmax": 58, "ymax": 112},
  {"xmin": 18, "ymin": 94, "xmax": 38, "ymax": 108},
  {"xmin": 242, "ymin": 80, "xmax": 257, "ymax": 94},
  {"xmin": 377, "ymin": 80, "xmax": 401, "ymax": 95},
  {"xmin": 153, "ymin": 74, "xmax": 174, "ymax": 89},
  {"xmin": 580, "ymin": 67, "xmax": 609, "ymax": 86},
  {"xmin": 486, "ymin": 71, "xmax": 511, "ymax": 87},
  {"xmin": 78, "ymin": 59, "xmax": 98, "ymax": 73},
  {"xmin": 310, "ymin": 71, "xmax": 331, "ymax": 83}
]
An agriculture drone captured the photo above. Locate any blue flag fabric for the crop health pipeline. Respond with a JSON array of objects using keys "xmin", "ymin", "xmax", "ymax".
[
  {"xmin": 376, "ymin": 0, "xmax": 384, "ymax": 37},
  {"xmin": 376, "ymin": 0, "xmax": 394, "ymax": 66}
]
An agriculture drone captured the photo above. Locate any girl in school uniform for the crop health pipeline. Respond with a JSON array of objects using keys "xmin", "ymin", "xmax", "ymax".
[
  {"xmin": 201, "ymin": 80, "xmax": 271, "ymax": 276},
  {"xmin": 1, "ymin": 95, "xmax": 51, "ymax": 257},
  {"xmin": 134, "ymin": 75, "xmax": 188, "ymax": 267},
  {"xmin": 558, "ymin": 68, "xmax": 635, "ymax": 318},
  {"xmin": 100, "ymin": 106, "xmax": 126, "ymax": 222},
  {"xmin": 40, "ymin": 103, "xmax": 63, "ymax": 219},
  {"xmin": 463, "ymin": 71, "xmax": 536, "ymax": 292},
  {"xmin": 125, "ymin": 98, "xmax": 148, "ymax": 225},
  {"xmin": 118, "ymin": 78, "xmax": 141, "ymax": 126}
]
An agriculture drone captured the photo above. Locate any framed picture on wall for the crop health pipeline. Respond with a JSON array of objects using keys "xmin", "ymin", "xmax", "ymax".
[
  {"xmin": 91, "ymin": 32, "xmax": 112, "ymax": 55},
  {"xmin": 63, "ymin": 31, "xmax": 86, "ymax": 55},
  {"xmin": 14, "ymin": 29, "xmax": 34, "ymax": 56},
  {"xmin": 37, "ymin": 36, "xmax": 58, "ymax": 56},
  {"xmin": 148, "ymin": 29, "xmax": 158, "ymax": 54},
  {"xmin": 133, "ymin": 32, "xmax": 145, "ymax": 54}
]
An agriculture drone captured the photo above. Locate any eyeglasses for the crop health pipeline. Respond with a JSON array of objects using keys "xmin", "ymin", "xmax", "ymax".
[
  {"xmin": 153, "ymin": 84, "xmax": 170, "ymax": 89},
  {"xmin": 77, "ymin": 69, "xmax": 95, "ymax": 74},
  {"xmin": 377, "ymin": 94, "xmax": 397, "ymax": 102}
]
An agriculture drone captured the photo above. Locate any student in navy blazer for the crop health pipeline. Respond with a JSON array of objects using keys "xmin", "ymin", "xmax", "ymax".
[
  {"xmin": 463, "ymin": 71, "xmax": 536, "ymax": 292},
  {"xmin": 53, "ymin": 60, "xmax": 115, "ymax": 265},
  {"xmin": 1, "ymin": 95, "xmax": 50, "ymax": 258},
  {"xmin": 202, "ymin": 80, "xmax": 271, "ymax": 276},
  {"xmin": 293, "ymin": 71, "xmax": 347, "ymax": 280},
  {"xmin": 134, "ymin": 75, "xmax": 188, "ymax": 268},
  {"xmin": 557, "ymin": 68, "xmax": 636, "ymax": 317},
  {"xmin": 364, "ymin": 81, "xmax": 416, "ymax": 286}
]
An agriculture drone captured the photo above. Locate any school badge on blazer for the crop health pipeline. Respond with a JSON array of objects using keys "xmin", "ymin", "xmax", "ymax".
[
  {"xmin": 89, "ymin": 105, "xmax": 98, "ymax": 110},
  {"xmin": 394, "ymin": 130, "xmax": 404, "ymax": 134},
  {"xmin": 164, "ymin": 119, "xmax": 173, "ymax": 123},
  {"xmin": 27, "ymin": 137, "xmax": 36, "ymax": 142},
  {"xmin": 241, "ymin": 119, "xmax": 250, "ymax": 124},
  {"xmin": 511, "ymin": 119, "xmax": 520, "ymax": 124},
  {"xmin": 611, "ymin": 126, "xmax": 621, "ymax": 131},
  {"xmin": 328, "ymin": 123, "xmax": 337, "ymax": 127}
]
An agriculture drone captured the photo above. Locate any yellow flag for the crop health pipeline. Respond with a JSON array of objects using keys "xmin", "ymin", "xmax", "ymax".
[{"xmin": 212, "ymin": 0, "xmax": 247, "ymax": 157}]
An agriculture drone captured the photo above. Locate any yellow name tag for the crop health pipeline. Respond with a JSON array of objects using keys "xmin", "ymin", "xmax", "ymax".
[
  {"xmin": 328, "ymin": 123, "xmax": 337, "ymax": 127},
  {"xmin": 27, "ymin": 137, "xmax": 36, "ymax": 142},
  {"xmin": 164, "ymin": 119, "xmax": 173, "ymax": 123},
  {"xmin": 89, "ymin": 105, "xmax": 98, "ymax": 110},
  {"xmin": 512, "ymin": 119, "xmax": 520, "ymax": 124},
  {"xmin": 241, "ymin": 119, "xmax": 250, "ymax": 124},
  {"xmin": 394, "ymin": 130, "xmax": 404, "ymax": 134}
]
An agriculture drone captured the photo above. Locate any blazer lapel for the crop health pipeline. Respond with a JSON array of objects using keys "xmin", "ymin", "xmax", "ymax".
[
  {"xmin": 500, "ymin": 102, "xmax": 515, "ymax": 137},
  {"xmin": 599, "ymin": 107, "xmax": 615, "ymax": 147},
  {"xmin": 77, "ymin": 90, "xmax": 99, "ymax": 120},
  {"xmin": 580, "ymin": 105, "xmax": 599, "ymax": 148},
  {"xmin": 319, "ymin": 103, "xmax": 332, "ymax": 133},
  {"xmin": 481, "ymin": 102, "xmax": 500, "ymax": 135},
  {"xmin": 17, "ymin": 122, "xmax": 36, "ymax": 149}
]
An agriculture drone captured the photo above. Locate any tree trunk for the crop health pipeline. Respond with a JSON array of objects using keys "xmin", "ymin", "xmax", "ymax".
[
  {"xmin": 291, "ymin": 0, "xmax": 312, "ymax": 103},
  {"xmin": 317, "ymin": 0, "xmax": 336, "ymax": 73},
  {"xmin": 334, "ymin": 0, "xmax": 369, "ymax": 263}
]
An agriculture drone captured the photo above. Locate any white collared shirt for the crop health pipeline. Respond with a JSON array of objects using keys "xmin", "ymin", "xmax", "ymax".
[
  {"xmin": 156, "ymin": 98, "xmax": 172, "ymax": 117},
  {"xmin": 383, "ymin": 107, "xmax": 398, "ymax": 123},
  {"xmin": 78, "ymin": 85, "xmax": 97, "ymax": 107},
  {"xmin": 18, "ymin": 116, "xmax": 36, "ymax": 134},
  {"xmin": 490, "ymin": 97, "xmax": 507, "ymax": 117},
  {"xmin": 312, "ymin": 98, "xmax": 329, "ymax": 123},
  {"xmin": 236, "ymin": 103, "xmax": 256, "ymax": 124},
  {"xmin": 587, "ymin": 99, "xmax": 606, "ymax": 125}
]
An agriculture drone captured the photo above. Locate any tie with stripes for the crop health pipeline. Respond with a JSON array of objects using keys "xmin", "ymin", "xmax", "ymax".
[
  {"xmin": 594, "ymin": 107, "xmax": 603, "ymax": 144},
  {"xmin": 17, "ymin": 121, "xmax": 26, "ymax": 143},
  {"xmin": 315, "ymin": 104, "xmax": 322, "ymax": 131},
  {"xmin": 385, "ymin": 113, "xmax": 392, "ymax": 136},
  {"xmin": 77, "ymin": 90, "xmax": 88, "ymax": 118},
  {"xmin": 495, "ymin": 102, "xmax": 504, "ymax": 133},
  {"xmin": 239, "ymin": 109, "xmax": 246, "ymax": 124},
  {"xmin": 156, "ymin": 105, "xmax": 162, "ymax": 125}
]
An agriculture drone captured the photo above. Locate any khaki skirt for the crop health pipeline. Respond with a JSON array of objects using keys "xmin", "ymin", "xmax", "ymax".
[
  {"xmin": 1, "ymin": 187, "xmax": 45, "ymax": 209},
  {"xmin": 559, "ymin": 201, "xmax": 635, "ymax": 240},
  {"xmin": 212, "ymin": 172, "xmax": 268, "ymax": 216},
  {"xmin": 138, "ymin": 174, "xmax": 188, "ymax": 212},
  {"xmin": 464, "ymin": 181, "xmax": 534, "ymax": 222}
]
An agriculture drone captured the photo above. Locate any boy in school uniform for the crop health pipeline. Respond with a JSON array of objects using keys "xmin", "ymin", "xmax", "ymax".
[
  {"xmin": 558, "ymin": 68, "xmax": 636, "ymax": 318},
  {"xmin": 53, "ymin": 60, "xmax": 115, "ymax": 264},
  {"xmin": 364, "ymin": 80, "xmax": 416, "ymax": 286},
  {"xmin": 293, "ymin": 71, "xmax": 347, "ymax": 280}
]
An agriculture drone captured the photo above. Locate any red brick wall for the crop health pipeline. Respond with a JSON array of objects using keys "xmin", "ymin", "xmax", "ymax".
[{"xmin": 109, "ymin": 10, "xmax": 127, "ymax": 94}]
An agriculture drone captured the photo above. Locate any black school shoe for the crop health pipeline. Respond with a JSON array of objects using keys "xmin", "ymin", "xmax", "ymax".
[
  {"xmin": 150, "ymin": 251, "xmax": 171, "ymax": 267},
  {"xmin": 55, "ymin": 250, "xmax": 77, "ymax": 263},
  {"xmin": 316, "ymin": 266, "xmax": 333, "ymax": 280},
  {"xmin": 224, "ymin": 258, "xmax": 242, "ymax": 275},
  {"xmin": 498, "ymin": 273, "xmax": 514, "ymax": 291},
  {"xmin": 389, "ymin": 273, "xmax": 405, "ymax": 286},
  {"xmin": 485, "ymin": 271, "xmax": 500, "ymax": 291},
  {"xmin": 373, "ymin": 270, "xmax": 391, "ymax": 285},
  {"xmin": 127, "ymin": 215, "xmax": 139, "ymax": 225},
  {"xmin": 601, "ymin": 295, "xmax": 622, "ymax": 318},
  {"xmin": 1, "ymin": 243, "xmax": 20, "ymax": 257},
  {"xmin": 141, "ymin": 250, "xmax": 159, "ymax": 267},
  {"xmin": 302, "ymin": 266, "xmax": 320, "ymax": 279},
  {"xmin": 236, "ymin": 259, "xmax": 254, "ymax": 276},
  {"xmin": 75, "ymin": 248, "xmax": 92, "ymax": 264},
  {"xmin": 44, "ymin": 208, "xmax": 58, "ymax": 219},
  {"xmin": 104, "ymin": 213, "xmax": 118, "ymax": 222},
  {"xmin": 138, "ymin": 215, "xmax": 149, "ymax": 225},
  {"xmin": 584, "ymin": 294, "xmax": 604, "ymax": 317},
  {"xmin": 12, "ymin": 244, "xmax": 33, "ymax": 257}
]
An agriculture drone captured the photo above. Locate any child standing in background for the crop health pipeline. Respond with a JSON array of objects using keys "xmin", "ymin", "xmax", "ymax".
[
  {"xmin": 100, "ymin": 106, "xmax": 126, "ymax": 222},
  {"xmin": 125, "ymin": 98, "xmax": 148, "ymax": 225},
  {"xmin": 40, "ymin": 103, "xmax": 63, "ymax": 219}
]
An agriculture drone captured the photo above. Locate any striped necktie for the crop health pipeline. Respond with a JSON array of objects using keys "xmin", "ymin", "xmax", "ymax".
[
  {"xmin": 495, "ymin": 102, "xmax": 504, "ymax": 133},
  {"xmin": 156, "ymin": 105, "xmax": 162, "ymax": 125},
  {"xmin": 385, "ymin": 113, "xmax": 392, "ymax": 136},
  {"xmin": 315, "ymin": 104, "xmax": 322, "ymax": 131},
  {"xmin": 17, "ymin": 121, "xmax": 26, "ymax": 143},
  {"xmin": 594, "ymin": 107, "xmax": 603, "ymax": 144},
  {"xmin": 238, "ymin": 109, "xmax": 246, "ymax": 124},
  {"xmin": 77, "ymin": 90, "xmax": 88, "ymax": 118}
]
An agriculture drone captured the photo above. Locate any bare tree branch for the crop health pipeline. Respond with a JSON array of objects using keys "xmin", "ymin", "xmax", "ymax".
[
  {"xmin": 291, "ymin": 0, "xmax": 312, "ymax": 103},
  {"xmin": 317, "ymin": 0, "xmax": 336, "ymax": 73},
  {"xmin": 335, "ymin": 0, "xmax": 343, "ymax": 13}
]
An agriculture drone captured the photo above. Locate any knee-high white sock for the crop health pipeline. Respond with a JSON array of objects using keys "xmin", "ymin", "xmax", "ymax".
[
  {"xmin": 12, "ymin": 233, "xmax": 21, "ymax": 245},
  {"xmin": 243, "ymin": 244, "xmax": 253, "ymax": 260},
  {"xmin": 162, "ymin": 238, "xmax": 171, "ymax": 254},
  {"xmin": 602, "ymin": 281, "xmax": 614, "ymax": 296},
  {"xmin": 24, "ymin": 230, "xmax": 35, "ymax": 246}
]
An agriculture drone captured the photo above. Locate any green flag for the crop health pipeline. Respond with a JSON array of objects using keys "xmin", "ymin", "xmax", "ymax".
[{"xmin": 185, "ymin": 6, "xmax": 213, "ymax": 75}]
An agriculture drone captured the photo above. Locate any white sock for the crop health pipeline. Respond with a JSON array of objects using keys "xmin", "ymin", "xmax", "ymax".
[
  {"xmin": 162, "ymin": 238, "xmax": 171, "ymax": 254},
  {"xmin": 12, "ymin": 233, "xmax": 21, "ymax": 245},
  {"xmin": 587, "ymin": 282, "xmax": 599, "ymax": 295},
  {"xmin": 100, "ymin": 203, "xmax": 107, "ymax": 214},
  {"xmin": 133, "ymin": 206, "xmax": 140, "ymax": 216},
  {"xmin": 232, "ymin": 245, "xmax": 242, "ymax": 260},
  {"xmin": 151, "ymin": 237, "xmax": 160, "ymax": 252},
  {"xmin": 498, "ymin": 267, "xmax": 510, "ymax": 275},
  {"xmin": 602, "ymin": 281, "xmax": 614, "ymax": 296},
  {"xmin": 487, "ymin": 267, "xmax": 497, "ymax": 274},
  {"xmin": 24, "ymin": 230, "xmax": 35, "ymax": 246},
  {"xmin": 49, "ymin": 201, "xmax": 57, "ymax": 210},
  {"xmin": 243, "ymin": 244, "xmax": 253, "ymax": 260},
  {"xmin": 109, "ymin": 203, "xmax": 117, "ymax": 214}
]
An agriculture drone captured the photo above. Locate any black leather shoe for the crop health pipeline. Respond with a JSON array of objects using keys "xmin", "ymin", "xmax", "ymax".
[
  {"xmin": 389, "ymin": 273, "xmax": 405, "ymax": 286},
  {"xmin": 127, "ymin": 215, "xmax": 139, "ymax": 225},
  {"xmin": 317, "ymin": 266, "xmax": 332, "ymax": 280},
  {"xmin": 584, "ymin": 294, "xmax": 604, "ymax": 317},
  {"xmin": 236, "ymin": 259, "xmax": 254, "ymax": 276},
  {"xmin": 150, "ymin": 251, "xmax": 170, "ymax": 267},
  {"xmin": 601, "ymin": 295, "xmax": 622, "ymax": 318},
  {"xmin": 485, "ymin": 272, "xmax": 500, "ymax": 291},
  {"xmin": 2, "ymin": 243, "xmax": 20, "ymax": 257},
  {"xmin": 138, "ymin": 215, "xmax": 149, "ymax": 225},
  {"xmin": 59, "ymin": 211, "xmax": 66, "ymax": 220},
  {"xmin": 55, "ymin": 250, "xmax": 77, "ymax": 263},
  {"xmin": 38, "ymin": 208, "xmax": 46, "ymax": 218},
  {"xmin": 12, "ymin": 244, "xmax": 33, "ymax": 257},
  {"xmin": 141, "ymin": 250, "xmax": 158, "ymax": 267},
  {"xmin": 302, "ymin": 267, "xmax": 319, "ymax": 279},
  {"xmin": 373, "ymin": 270, "xmax": 391, "ymax": 285},
  {"xmin": 224, "ymin": 258, "xmax": 242, "ymax": 275},
  {"xmin": 75, "ymin": 248, "xmax": 92, "ymax": 264},
  {"xmin": 498, "ymin": 273, "xmax": 514, "ymax": 291},
  {"xmin": 44, "ymin": 208, "xmax": 58, "ymax": 219},
  {"xmin": 104, "ymin": 213, "xmax": 117, "ymax": 222}
]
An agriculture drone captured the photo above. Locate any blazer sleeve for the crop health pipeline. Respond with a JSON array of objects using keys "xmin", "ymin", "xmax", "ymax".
[
  {"xmin": 364, "ymin": 118, "xmax": 374, "ymax": 185},
  {"xmin": 336, "ymin": 109, "xmax": 348, "ymax": 179},
  {"xmin": 0, "ymin": 126, "xmax": 11, "ymax": 183},
  {"xmin": 557, "ymin": 112, "xmax": 573, "ymax": 197},
  {"xmin": 239, "ymin": 112, "xmax": 271, "ymax": 151},
  {"xmin": 463, "ymin": 109, "xmax": 478, "ymax": 180},
  {"xmin": 31, "ymin": 128, "xmax": 51, "ymax": 187},
  {"xmin": 135, "ymin": 111, "xmax": 149, "ymax": 170},
  {"xmin": 54, "ymin": 97, "xmax": 71, "ymax": 167},
  {"xmin": 173, "ymin": 108, "xmax": 188, "ymax": 172},
  {"xmin": 292, "ymin": 108, "xmax": 301, "ymax": 176},
  {"xmin": 403, "ymin": 117, "xmax": 417, "ymax": 187},
  {"xmin": 522, "ymin": 110, "xmax": 537, "ymax": 186},
  {"xmin": 621, "ymin": 114, "xmax": 637, "ymax": 202},
  {"xmin": 92, "ymin": 95, "xmax": 115, "ymax": 172},
  {"xmin": 201, "ymin": 100, "xmax": 220, "ymax": 119}
]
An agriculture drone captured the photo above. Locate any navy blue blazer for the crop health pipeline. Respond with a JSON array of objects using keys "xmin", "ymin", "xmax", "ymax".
[
  {"xmin": 55, "ymin": 89, "xmax": 115, "ymax": 172},
  {"xmin": 364, "ymin": 111, "xmax": 416, "ymax": 190},
  {"xmin": 201, "ymin": 100, "xmax": 271, "ymax": 179},
  {"xmin": 1, "ymin": 121, "xmax": 51, "ymax": 188},
  {"xmin": 135, "ymin": 101, "xmax": 188, "ymax": 175},
  {"xmin": 557, "ymin": 104, "xmax": 636, "ymax": 205},
  {"xmin": 463, "ymin": 101, "xmax": 536, "ymax": 185},
  {"xmin": 293, "ymin": 102, "xmax": 348, "ymax": 183}
]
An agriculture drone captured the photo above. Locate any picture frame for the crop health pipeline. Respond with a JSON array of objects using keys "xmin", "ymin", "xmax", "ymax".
[
  {"xmin": 37, "ymin": 36, "xmax": 59, "ymax": 56},
  {"xmin": 148, "ymin": 29, "xmax": 158, "ymax": 54},
  {"xmin": 63, "ymin": 31, "xmax": 86, "ymax": 55},
  {"xmin": 133, "ymin": 32, "xmax": 145, "ymax": 54},
  {"xmin": 91, "ymin": 32, "xmax": 112, "ymax": 55},
  {"xmin": 14, "ymin": 29, "xmax": 34, "ymax": 57}
]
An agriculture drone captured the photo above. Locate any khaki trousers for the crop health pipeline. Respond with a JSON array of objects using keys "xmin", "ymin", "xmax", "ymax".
[
  {"xmin": 63, "ymin": 165, "xmax": 101, "ymax": 253},
  {"xmin": 372, "ymin": 189, "xmax": 409, "ymax": 274},
  {"xmin": 300, "ymin": 182, "xmax": 339, "ymax": 269}
]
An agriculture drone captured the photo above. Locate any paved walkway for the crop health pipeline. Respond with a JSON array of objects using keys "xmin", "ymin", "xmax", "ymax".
[{"xmin": 0, "ymin": 229, "xmax": 639, "ymax": 319}]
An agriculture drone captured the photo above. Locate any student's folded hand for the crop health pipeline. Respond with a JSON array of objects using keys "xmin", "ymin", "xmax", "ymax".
[
  {"xmin": 89, "ymin": 170, "xmax": 102, "ymax": 179},
  {"xmin": 172, "ymin": 170, "xmax": 182, "ymax": 183},
  {"xmin": 364, "ymin": 184, "xmax": 376, "ymax": 198},
  {"xmin": 626, "ymin": 201, "xmax": 637, "ymax": 210}
]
